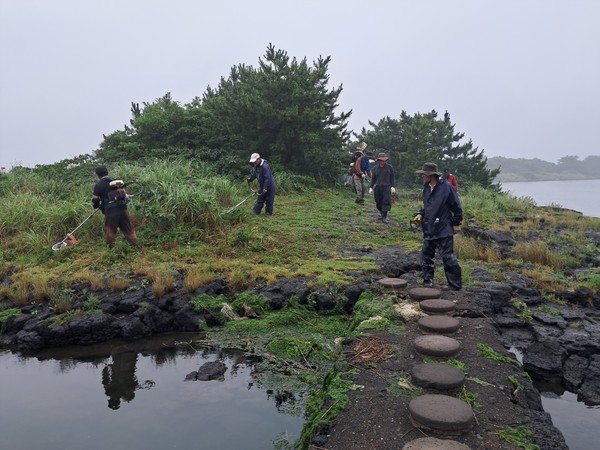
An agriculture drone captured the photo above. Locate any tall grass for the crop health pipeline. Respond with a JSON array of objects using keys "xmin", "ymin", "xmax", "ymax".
[{"xmin": 461, "ymin": 185, "xmax": 536, "ymax": 226}]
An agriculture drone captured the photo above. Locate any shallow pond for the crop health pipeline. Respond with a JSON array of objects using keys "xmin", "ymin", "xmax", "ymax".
[
  {"xmin": 510, "ymin": 346, "xmax": 600, "ymax": 449},
  {"xmin": 0, "ymin": 334, "xmax": 305, "ymax": 450}
]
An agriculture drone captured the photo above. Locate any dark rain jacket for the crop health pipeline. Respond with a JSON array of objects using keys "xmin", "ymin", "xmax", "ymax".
[
  {"xmin": 248, "ymin": 159, "xmax": 276, "ymax": 193},
  {"xmin": 370, "ymin": 163, "xmax": 395, "ymax": 188},
  {"xmin": 417, "ymin": 178, "xmax": 462, "ymax": 240}
]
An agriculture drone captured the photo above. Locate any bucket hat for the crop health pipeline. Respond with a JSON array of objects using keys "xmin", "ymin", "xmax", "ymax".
[
  {"xmin": 415, "ymin": 162, "xmax": 442, "ymax": 176},
  {"xmin": 376, "ymin": 152, "xmax": 389, "ymax": 161}
]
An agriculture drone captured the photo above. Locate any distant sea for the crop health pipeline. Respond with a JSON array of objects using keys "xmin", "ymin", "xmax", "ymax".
[{"xmin": 501, "ymin": 179, "xmax": 600, "ymax": 218}]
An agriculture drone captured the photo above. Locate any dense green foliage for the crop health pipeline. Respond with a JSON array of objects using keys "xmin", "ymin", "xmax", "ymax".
[
  {"xmin": 488, "ymin": 155, "xmax": 600, "ymax": 182},
  {"xmin": 354, "ymin": 110, "xmax": 500, "ymax": 189},
  {"xmin": 96, "ymin": 45, "xmax": 351, "ymax": 181}
]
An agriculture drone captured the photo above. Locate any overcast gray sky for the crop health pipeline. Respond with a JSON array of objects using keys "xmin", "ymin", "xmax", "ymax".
[{"xmin": 1, "ymin": 0, "xmax": 598, "ymax": 168}]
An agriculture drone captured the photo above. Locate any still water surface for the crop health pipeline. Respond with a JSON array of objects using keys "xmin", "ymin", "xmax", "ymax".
[
  {"xmin": 0, "ymin": 334, "xmax": 304, "ymax": 450},
  {"xmin": 502, "ymin": 179, "xmax": 600, "ymax": 218}
]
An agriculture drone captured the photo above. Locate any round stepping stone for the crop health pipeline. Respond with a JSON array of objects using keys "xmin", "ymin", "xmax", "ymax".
[
  {"xmin": 419, "ymin": 299, "xmax": 456, "ymax": 314},
  {"xmin": 414, "ymin": 335, "xmax": 460, "ymax": 358},
  {"xmin": 408, "ymin": 287, "xmax": 442, "ymax": 300},
  {"xmin": 378, "ymin": 277, "xmax": 408, "ymax": 289},
  {"xmin": 408, "ymin": 394, "xmax": 474, "ymax": 433},
  {"xmin": 418, "ymin": 315, "xmax": 461, "ymax": 334},
  {"xmin": 411, "ymin": 363, "xmax": 465, "ymax": 390},
  {"xmin": 403, "ymin": 437, "xmax": 472, "ymax": 450}
]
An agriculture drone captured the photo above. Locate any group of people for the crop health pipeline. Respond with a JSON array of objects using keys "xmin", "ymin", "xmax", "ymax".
[
  {"xmin": 92, "ymin": 148, "xmax": 462, "ymax": 290},
  {"xmin": 91, "ymin": 153, "xmax": 277, "ymax": 247},
  {"xmin": 348, "ymin": 144, "xmax": 463, "ymax": 290}
]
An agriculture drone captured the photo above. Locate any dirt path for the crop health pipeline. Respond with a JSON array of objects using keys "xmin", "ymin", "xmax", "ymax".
[{"xmin": 311, "ymin": 288, "xmax": 567, "ymax": 450}]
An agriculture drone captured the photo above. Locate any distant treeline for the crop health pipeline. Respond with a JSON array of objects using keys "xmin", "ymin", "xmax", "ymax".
[{"xmin": 488, "ymin": 155, "xmax": 600, "ymax": 182}]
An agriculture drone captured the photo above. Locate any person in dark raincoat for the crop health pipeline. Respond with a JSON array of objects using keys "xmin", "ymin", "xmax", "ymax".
[{"xmin": 413, "ymin": 162, "xmax": 463, "ymax": 290}]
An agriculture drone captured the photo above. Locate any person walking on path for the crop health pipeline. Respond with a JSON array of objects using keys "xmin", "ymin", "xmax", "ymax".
[
  {"xmin": 247, "ymin": 152, "xmax": 276, "ymax": 215},
  {"xmin": 442, "ymin": 168, "xmax": 459, "ymax": 191},
  {"xmin": 92, "ymin": 165, "xmax": 138, "ymax": 247},
  {"xmin": 413, "ymin": 162, "xmax": 463, "ymax": 290},
  {"xmin": 352, "ymin": 148, "xmax": 367, "ymax": 203},
  {"xmin": 369, "ymin": 152, "xmax": 396, "ymax": 223}
]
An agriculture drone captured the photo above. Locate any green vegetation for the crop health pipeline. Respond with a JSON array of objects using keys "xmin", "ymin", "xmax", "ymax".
[
  {"xmin": 497, "ymin": 425, "xmax": 540, "ymax": 450},
  {"xmin": 477, "ymin": 343, "xmax": 521, "ymax": 367},
  {"xmin": 0, "ymin": 44, "xmax": 598, "ymax": 449},
  {"xmin": 0, "ymin": 308, "xmax": 21, "ymax": 333},
  {"xmin": 510, "ymin": 298, "xmax": 533, "ymax": 324},
  {"xmin": 355, "ymin": 111, "xmax": 500, "ymax": 188},
  {"xmin": 298, "ymin": 369, "xmax": 355, "ymax": 449},
  {"xmin": 508, "ymin": 374, "xmax": 524, "ymax": 391},
  {"xmin": 458, "ymin": 387, "xmax": 481, "ymax": 408},
  {"xmin": 536, "ymin": 305, "xmax": 563, "ymax": 316},
  {"xmin": 466, "ymin": 376, "xmax": 495, "ymax": 388},
  {"xmin": 388, "ymin": 376, "xmax": 424, "ymax": 398}
]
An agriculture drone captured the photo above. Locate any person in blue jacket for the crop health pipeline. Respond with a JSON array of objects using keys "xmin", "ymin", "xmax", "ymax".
[
  {"xmin": 247, "ymin": 153, "xmax": 276, "ymax": 215},
  {"xmin": 413, "ymin": 162, "xmax": 463, "ymax": 290}
]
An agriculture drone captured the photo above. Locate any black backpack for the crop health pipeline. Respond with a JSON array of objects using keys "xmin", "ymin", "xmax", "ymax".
[{"xmin": 107, "ymin": 179, "xmax": 128, "ymax": 205}]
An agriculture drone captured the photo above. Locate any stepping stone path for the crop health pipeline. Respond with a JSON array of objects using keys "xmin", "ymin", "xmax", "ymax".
[
  {"xmin": 403, "ymin": 283, "xmax": 474, "ymax": 445},
  {"xmin": 414, "ymin": 334, "xmax": 461, "ymax": 358},
  {"xmin": 411, "ymin": 363, "xmax": 465, "ymax": 390},
  {"xmin": 408, "ymin": 287, "xmax": 442, "ymax": 300},
  {"xmin": 419, "ymin": 298, "xmax": 456, "ymax": 314},
  {"xmin": 418, "ymin": 315, "xmax": 460, "ymax": 334},
  {"xmin": 408, "ymin": 394, "xmax": 474, "ymax": 434},
  {"xmin": 402, "ymin": 437, "xmax": 472, "ymax": 449},
  {"xmin": 377, "ymin": 277, "xmax": 408, "ymax": 289}
]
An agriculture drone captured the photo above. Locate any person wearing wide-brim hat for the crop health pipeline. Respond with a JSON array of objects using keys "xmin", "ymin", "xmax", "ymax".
[
  {"xmin": 368, "ymin": 152, "xmax": 395, "ymax": 223},
  {"xmin": 413, "ymin": 162, "xmax": 463, "ymax": 290}
]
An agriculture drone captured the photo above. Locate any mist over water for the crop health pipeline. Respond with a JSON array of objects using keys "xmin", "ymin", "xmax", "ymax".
[{"xmin": 501, "ymin": 179, "xmax": 600, "ymax": 218}]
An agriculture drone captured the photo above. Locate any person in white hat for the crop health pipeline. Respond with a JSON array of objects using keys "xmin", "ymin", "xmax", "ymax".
[{"xmin": 247, "ymin": 153, "xmax": 276, "ymax": 215}]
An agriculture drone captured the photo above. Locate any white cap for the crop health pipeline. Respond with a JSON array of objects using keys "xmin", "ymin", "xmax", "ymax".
[{"xmin": 249, "ymin": 153, "xmax": 260, "ymax": 163}]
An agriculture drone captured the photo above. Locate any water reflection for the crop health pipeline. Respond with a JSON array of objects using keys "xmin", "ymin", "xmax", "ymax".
[
  {"xmin": 1, "ymin": 334, "xmax": 305, "ymax": 450},
  {"xmin": 102, "ymin": 351, "xmax": 143, "ymax": 409}
]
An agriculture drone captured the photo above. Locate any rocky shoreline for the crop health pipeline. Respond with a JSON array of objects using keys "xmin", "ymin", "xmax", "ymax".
[{"xmin": 1, "ymin": 226, "xmax": 599, "ymax": 448}]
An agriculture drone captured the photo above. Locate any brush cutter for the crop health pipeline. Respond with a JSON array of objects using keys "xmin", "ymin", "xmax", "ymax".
[
  {"xmin": 222, "ymin": 191, "xmax": 259, "ymax": 215},
  {"xmin": 51, "ymin": 180, "xmax": 145, "ymax": 250},
  {"xmin": 52, "ymin": 209, "xmax": 100, "ymax": 251}
]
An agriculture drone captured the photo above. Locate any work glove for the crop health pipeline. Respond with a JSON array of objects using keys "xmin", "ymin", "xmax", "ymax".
[
  {"xmin": 368, "ymin": 187, "xmax": 373, "ymax": 194},
  {"xmin": 453, "ymin": 225, "xmax": 461, "ymax": 234},
  {"xmin": 413, "ymin": 214, "xmax": 422, "ymax": 222},
  {"xmin": 390, "ymin": 187, "xmax": 396, "ymax": 194}
]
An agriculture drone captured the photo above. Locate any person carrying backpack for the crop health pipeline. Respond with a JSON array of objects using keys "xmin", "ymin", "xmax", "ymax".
[{"xmin": 92, "ymin": 165, "xmax": 138, "ymax": 247}]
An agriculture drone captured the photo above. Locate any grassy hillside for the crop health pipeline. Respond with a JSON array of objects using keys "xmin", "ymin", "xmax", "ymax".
[
  {"xmin": 2, "ymin": 159, "xmax": 599, "ymax": 449},
  {"xmin": 1, "ymin": 159, "xmax": 598, "ymax": 299}
]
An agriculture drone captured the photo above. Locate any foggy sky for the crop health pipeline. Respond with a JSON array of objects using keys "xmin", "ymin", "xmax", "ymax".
[{"xmin": 1, "ymin": 0, "xmax": 598, "ymax": 169}]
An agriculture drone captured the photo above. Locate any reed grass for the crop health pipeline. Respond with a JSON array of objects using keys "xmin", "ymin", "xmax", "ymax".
[{"xmin": 107, "ymin": 277, "xmax": 130, "ymax": 291}]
